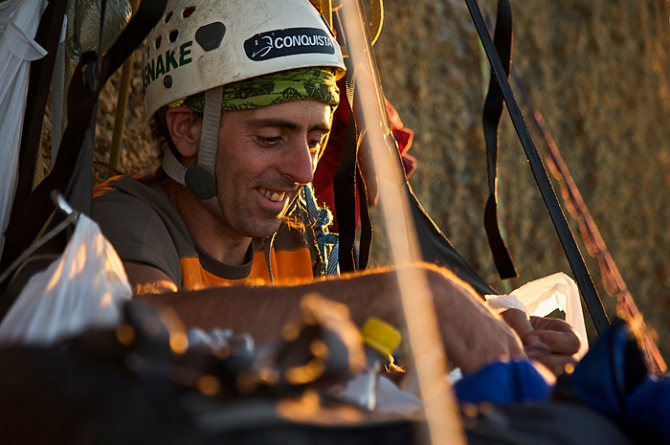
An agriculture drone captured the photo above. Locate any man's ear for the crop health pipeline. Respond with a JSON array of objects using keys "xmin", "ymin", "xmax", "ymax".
[{"xmin": 165, "ymin": 105, "xmax": 201, "ymax": 159}]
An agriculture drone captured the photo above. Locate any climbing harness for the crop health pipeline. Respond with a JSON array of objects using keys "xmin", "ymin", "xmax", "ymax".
[{"xmin": 301, "ymin": 184, "xmax": 340, "ymax": 275}]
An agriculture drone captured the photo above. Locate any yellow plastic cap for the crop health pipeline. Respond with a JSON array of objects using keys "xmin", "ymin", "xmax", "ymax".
[{"xmin": 361, "ymin": 317, "xmax": 402, "ymax": 357}]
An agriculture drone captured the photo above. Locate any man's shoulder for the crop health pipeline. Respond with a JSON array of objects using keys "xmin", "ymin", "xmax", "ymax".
[
  {"xmin": 94, "ymin": 174, "xmax": 166, "ymax": 205},
  {"xmin": 92, "ymin": 173, "xmax": 191, "ymax": 237},
  {"xmin": 92, "ymin": 174, "xmax": 184, "ymax": 224},
  {"xmin": 93, "ymin": 174, "xmax": 161, "ymax": 220},
  {"xmin": 91, "ymin": 174, "xmax": 190, "ymax": 286}
]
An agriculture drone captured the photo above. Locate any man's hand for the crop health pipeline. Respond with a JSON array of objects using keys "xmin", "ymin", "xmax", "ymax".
[
  {"xmin": 422, "ymin": 268, "xmax": 527, "ymax": 374},
  {"xmin": 500, "ymin": 308, "xmax": 581, "ymax": 374}
]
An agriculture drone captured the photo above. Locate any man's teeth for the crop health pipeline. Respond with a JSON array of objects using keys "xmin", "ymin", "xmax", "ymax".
[{"xmin": 260, "ymin": 188, "xmax": 286, "ymax": 202}]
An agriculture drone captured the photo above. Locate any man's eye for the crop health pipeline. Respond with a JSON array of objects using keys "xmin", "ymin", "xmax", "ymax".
[
  {"xmin": 259, "ymin": 136, "xmax": 282, "ymax": 146},
  {"xmin": 308, "ymin": 139, "xmax": 322, "ymax": 154}
]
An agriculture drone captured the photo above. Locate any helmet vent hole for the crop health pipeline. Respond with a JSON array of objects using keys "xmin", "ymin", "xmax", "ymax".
[
  {"xmin": 154, "ymin": 36, "xmax": 162, "ymax": 50},
  {"xmin": 182, "ymin": 6, "xmax": 195, "ymax": 18},
  {"xmin": 169, "ymin": 30, "xmax": 179, "ymax": 43},
  {"xmin": 164, "ymin": 11, "xmax": 173, "ymax": 23}
]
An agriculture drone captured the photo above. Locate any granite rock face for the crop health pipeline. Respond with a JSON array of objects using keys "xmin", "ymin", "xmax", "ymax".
[{"xmin": 372, "ymin": 0, "xmax": 670, "ymax": 356}]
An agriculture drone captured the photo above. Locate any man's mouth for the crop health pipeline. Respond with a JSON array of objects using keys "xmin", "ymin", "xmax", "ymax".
[{"xmin": 258, "ymin": 187, "xmax": 287, "ymax": 202}]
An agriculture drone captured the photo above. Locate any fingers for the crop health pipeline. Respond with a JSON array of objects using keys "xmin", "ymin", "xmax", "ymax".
[
  {"xmin": 529, "ymin": 315, "xmax": 574, "ymax": 333},
  {"xmin": 527, "ymin": 329, "xmax": 581, "ymax": 356},
  {"xmin": 504, "ymin": 313, "xmax": 582, "ymax": 356},
  {"xmin": 523, "ymin": 338, "xmax": 552, "ymax": 357},
  {"xmin": 424, "ymin": 267, "xmax": 527, "ymax": 374},
  {"xmin": 499, "ymin": 308, "xmax": 534, "ymax": 338},
  {"xmin": 487, "ymin": 318, "xmax": 526, "ymax": 362},
  {"xmin": 441, "ymin": 317, "xmax": 525, "ymax": 375},
  {"xmin": 524, "ymin": 320, "xmax": 580, "ymax": 376},
  {"xmin": 531, "ymin": 354, "xmax": 577, "ymax": 376},
  {"xmin": 524, "ymin": 334, "xmax": 578, "ymax": 376}
]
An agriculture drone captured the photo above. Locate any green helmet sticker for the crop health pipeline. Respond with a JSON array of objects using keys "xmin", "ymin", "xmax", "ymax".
[{"xmin": 143, "ymin": 41, "xmax": 193, "ymax": 88}]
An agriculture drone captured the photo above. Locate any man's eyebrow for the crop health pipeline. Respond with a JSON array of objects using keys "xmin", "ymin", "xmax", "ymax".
[{"xmin": 246, "ymin": 118, "xmax": 331, "ymax": 133}]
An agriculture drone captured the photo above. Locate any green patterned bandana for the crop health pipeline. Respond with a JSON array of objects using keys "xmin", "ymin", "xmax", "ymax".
[{"xmin": 184, "ymin": 67, "xmax": 340, "ymax": 113}]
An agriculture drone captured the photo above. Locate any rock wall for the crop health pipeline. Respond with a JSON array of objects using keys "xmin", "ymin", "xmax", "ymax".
[{"xmin": 372, "ymin": 0, "xmax": 670, "ymax": 358}]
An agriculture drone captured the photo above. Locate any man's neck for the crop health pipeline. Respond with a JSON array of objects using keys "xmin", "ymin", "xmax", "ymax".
[{"xmin": 164, "ymin": 178, "xmax": 252, "ymax": 266}]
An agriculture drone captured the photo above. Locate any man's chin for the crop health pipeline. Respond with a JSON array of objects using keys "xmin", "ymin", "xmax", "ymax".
[{"xmin": 244, "ymin": 219, "xmax": 284, "ymax": 239}]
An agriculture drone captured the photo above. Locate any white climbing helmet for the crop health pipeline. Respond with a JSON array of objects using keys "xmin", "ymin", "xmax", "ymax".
[{"xmin": 143, "ymin": 0, "xmax": 346, "ymax": 117}]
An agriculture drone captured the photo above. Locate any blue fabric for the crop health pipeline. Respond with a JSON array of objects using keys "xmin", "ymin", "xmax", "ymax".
[
  {"xmin": 451, "ymin": 319, "xmax": 670, "ymax": 442},
  {"xmin": 453, "ymin": 359, "xmax": 552, "ymax": 405},
  {"xmin": 625, "ymin": 374, "xmax": 670, "ymax": 443},
  {"xmin": 566, "ymin": 317, "xmax": 670, "ymax": 443},
  {"xmin": 566, "ymin": 318, "xmax": 629, "ymax": 418}
]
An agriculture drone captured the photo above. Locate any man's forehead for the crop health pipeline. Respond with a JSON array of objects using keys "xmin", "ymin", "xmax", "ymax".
[{"xmin": 233, "ymin": 100, "xmax": 334, "ymax": 130}]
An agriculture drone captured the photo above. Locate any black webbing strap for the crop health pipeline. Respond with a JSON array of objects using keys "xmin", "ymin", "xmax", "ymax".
[
  {"xmin": 333, "ymin": 106, "xmax": 374, "ymax": 272},
  {"xmin": 0, "ymin": 0, "xmax": 167, "ymax": 280},
  {"xmin": 332, "ymin": 7, "xmax": 375, "ymax": 274},
  {"xmin": 11, "ymin": 0, "xmax": 68, "ymax": 212},
  {"xmin": 333, "ymin": 110, "xmax": 361, "ymax": 272},
  {"xmin": 482, "ymin": 0, "xmax": 517, "ymax": 280},
  {"xmin": 464, "ymin": 0, "xmax": 610, "ymax": 334},
  {"xmin": 356, "ymin": 162, "xmax": 372, "ymax": 270}
]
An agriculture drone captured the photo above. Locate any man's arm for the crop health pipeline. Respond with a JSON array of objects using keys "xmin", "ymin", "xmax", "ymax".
[
  {"xmin": 124, "ymin": 261, "xmax": 179, "ymax": 295},
  {"xmin": 127, "ymin": 261, "xmax": 525, "ymax": 374}
]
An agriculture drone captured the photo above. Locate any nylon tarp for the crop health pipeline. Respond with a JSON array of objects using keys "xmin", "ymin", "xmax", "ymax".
[{"xmin": 0, "ymin": 0, "xmax": 48, "ymax": 256}]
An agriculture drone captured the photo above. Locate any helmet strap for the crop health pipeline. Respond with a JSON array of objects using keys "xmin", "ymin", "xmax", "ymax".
[{"xmin": 161, "ymin": 86, "xmax": 224, "ymax": 218}]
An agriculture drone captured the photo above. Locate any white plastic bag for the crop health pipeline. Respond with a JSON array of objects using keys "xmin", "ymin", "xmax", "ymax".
[
  {"xmin": 0, "ymin": 214, "xmax": 132, "ymax": 345},
  {"xmin": 485, "ymin": 272, "xmax": 589, "ymax": 359}
]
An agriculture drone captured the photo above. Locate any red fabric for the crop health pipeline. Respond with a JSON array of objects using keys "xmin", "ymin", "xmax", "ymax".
[{"xmin": 313, "ymin": 81, "xmax": 415, "ymax": 232}]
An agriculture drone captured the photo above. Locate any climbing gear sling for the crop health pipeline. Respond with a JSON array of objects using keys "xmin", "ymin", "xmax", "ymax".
[{"xmin": 465, "ymin": 0, "xmax": 610, "ymax": 334}]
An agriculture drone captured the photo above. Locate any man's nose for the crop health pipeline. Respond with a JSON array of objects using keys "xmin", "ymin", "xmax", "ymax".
[{"xmin": 279, "ymin": 139, "xmax": 315, "ymax": 184}]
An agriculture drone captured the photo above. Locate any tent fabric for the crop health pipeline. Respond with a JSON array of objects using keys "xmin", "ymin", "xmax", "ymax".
[{"xmin": 0, "ymin": 0, "xmax": 48, "ymax": 257}]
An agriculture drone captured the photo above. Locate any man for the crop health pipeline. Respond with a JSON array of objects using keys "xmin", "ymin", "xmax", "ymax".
[{"xmin": 92, "ymin": 0, "xmax": 579, "ymax": 375}]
